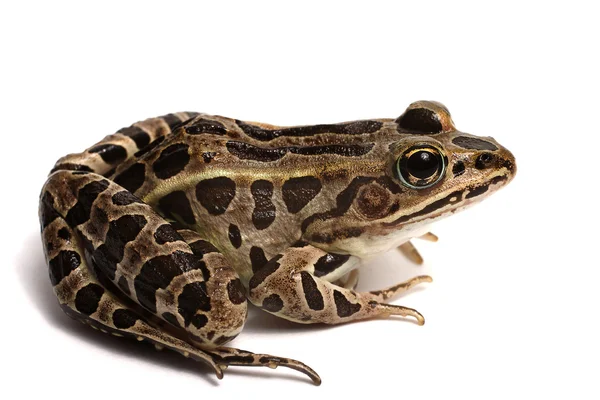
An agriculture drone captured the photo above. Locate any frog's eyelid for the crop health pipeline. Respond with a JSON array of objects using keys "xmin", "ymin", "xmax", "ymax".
[{"xmin": 395, "ymin": 108, "xmax": 443, "ymax": 134}]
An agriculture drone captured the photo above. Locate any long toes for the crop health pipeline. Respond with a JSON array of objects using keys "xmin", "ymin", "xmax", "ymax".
[
  {"xmin": 392, "ymin": 305, "xmax": 425, "ymax": 325},
  {"xmin": 418, "ymin": 232, "xmax": 439, "ymax": 242},
  {"xmin": 409, "ymin": 275, "xmax": 433, "ymax": 288},
  {"xmin": 373, "ymin": 303, "xmax": 426, "ymax": 325},
  {"xmin": 260, "ymin": 355, "xmax": 322, "ymax": 385},
  {"xmin": 206, "ymin": 347, "xmax": 321, "ymax": 385},
  {"xmin": 171, "ymin": 346, "xmax": 224, "ymax": 379},
  {"xmin": 398, "ymin": 241, "xmax": 424, "ymax": 265}
]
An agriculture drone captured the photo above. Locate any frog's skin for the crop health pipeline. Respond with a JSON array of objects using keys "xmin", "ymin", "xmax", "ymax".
[{"xmin": 39, "ymin": 101, "xmax": 516, "ymax": 384}]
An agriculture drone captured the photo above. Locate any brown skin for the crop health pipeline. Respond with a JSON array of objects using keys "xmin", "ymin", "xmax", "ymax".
[{"xmin": 40, "ymin": 102, "xmax": 515, "ymax": 385}]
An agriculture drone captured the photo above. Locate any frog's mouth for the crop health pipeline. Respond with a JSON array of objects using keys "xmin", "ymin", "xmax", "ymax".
[
  {"xmin": 308, "ymin": 170, "xmax": 513, "ymax": 254},
  {"xmin": 382, "ymin": 173, "xmax": 510, "ymax": 229},
  {"xmin": 322, "ymin": 175, "xmax": 509, "ymax": 257}
]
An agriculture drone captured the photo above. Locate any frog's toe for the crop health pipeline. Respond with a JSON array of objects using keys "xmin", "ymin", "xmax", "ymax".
[
  {"xmin": 206, "ymin": 347, "xmax": 322, "ymax": 385},
  {"xmin": 368, "ymin": 275, "xmax": 432, "ymax": 302},
  {"xmin": 418, "ymin": 232, "xmax": 439, "ymax": 242},
  {"xmin": 376, "ymin": 303, "xmax": 426, "ymax": 325},
  {"xmin": 398, "ymin": 233, "xmax": 438, "ymax": 264},
  {"xmin": 333, "ymin": 269, "xmax": 360, "ymax": 290},
  {"xmin": 398, "ymin": 241, "xmax": 424, "ymax": 265}
]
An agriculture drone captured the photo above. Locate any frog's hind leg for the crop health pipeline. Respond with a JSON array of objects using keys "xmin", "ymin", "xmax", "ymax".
[
  {"xmin": 204, "ymin": 347, "xmax": 321, "ymax": 385},
  {"xmin": 40, "ymin": 171, "xmax": 320, "ymax": 384},
  {"xmin": 40, "ymin": 169, "xmax": 247, "ymax": 345},
  {"xmin": 50, "ymin": 112, "xmax": 199, "ymax": 178},
  {"xmin": 39, "ymin": 208, "xmax": 224, "ymax": 378}
]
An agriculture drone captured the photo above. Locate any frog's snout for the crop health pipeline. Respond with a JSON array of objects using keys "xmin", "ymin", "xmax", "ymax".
[
  {"xmin": 471, "ymin": 142, "xmax": 517, "ymax": 182},
  {"xmin": 502, "ymin": 149, "xmax": 517, "ymax": 177},
  {"xmin": 451, "ymin": 133, "xmax": 516, "ymax": 180}
]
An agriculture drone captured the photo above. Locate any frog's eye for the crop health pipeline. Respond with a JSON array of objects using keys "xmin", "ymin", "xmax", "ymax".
[{"xmin": 396, "ymin": 145, "xmax": 446, "ymax": 189}]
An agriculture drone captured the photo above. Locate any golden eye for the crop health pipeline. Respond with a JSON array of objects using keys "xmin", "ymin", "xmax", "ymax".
[{"xmin": 396, "ymin": 145, "xmax": 446, "ymax": 189}]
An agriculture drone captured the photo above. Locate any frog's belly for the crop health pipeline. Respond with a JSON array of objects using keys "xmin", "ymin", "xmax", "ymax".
[
  {"xmin": 217, "ymin": 224, "xmax": 302, "ymax": 285},
  {"xmin": 329, "ymin": 205, "xmax": 471, "ymax": 259},
  {"xmin": 342, "ymin": 224, "xmax": 433, "ymax": 259}
]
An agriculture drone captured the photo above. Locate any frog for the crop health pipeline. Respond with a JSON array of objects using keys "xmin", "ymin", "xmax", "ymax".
[{"xmin": 39, "ymin": 101, "xmax": 516, "ymax": 385}]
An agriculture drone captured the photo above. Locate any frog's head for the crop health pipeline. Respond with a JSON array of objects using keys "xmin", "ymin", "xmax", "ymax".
[{"xmin": 305, "ymin": 101, "xmax": 516, "ymax": 257}]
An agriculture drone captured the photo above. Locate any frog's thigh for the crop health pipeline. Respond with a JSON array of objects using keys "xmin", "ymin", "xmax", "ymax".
[
  {"xmin": 41, "ymin": 170, "xmax": 246, "ymax": 347},
  {"xmin": 40, "ymin": 208, "xmax": 224, "ymax": 377},
  {"xmin": 40, "ymin": 199, "xmax": 320, "ymax": 384},
  {"xmin": 247, "ymin": 243, "xmax": 428, "ymax": 325}
]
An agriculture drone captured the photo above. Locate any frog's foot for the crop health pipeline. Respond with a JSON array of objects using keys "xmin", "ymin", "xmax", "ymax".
[
  {"xmin": 368, "ymin": 275, "xmax": 433, "ymax": 302},
  {"xmin": 40, "ymin": 209, "xmax": 318, "ymax": 384},
  {"xmin": 333, "ymin": 269, "xmax": 360, "ymax": 290},
  {"xmin": 39, "ymin": 213, "xmax": 224, "ymax": 378},
  {"xmin": 418, "ymin": 232, "xmax": 439, "ymax": 242},
  {"xmin": 62, "ymin": 304, "xmax": 225, "ymax": 379},
  {"xmin": 397, "ymin": 232, "xmax": 438, "ymax": 265},
  {"xmin": 398, "ymin": 241, "xmax": 424, "ymax": 264},
  {"xmin": 248, "ymin": 244, "xmax": 430, "ymax": 326},
  {"xmin": 206, "ymin": 347, "xmax": 321, "ymax": 385},
  {"xmin": 367, "ymin": 303, "xmax": 426, "ymax": 325},
  {"xmin": 40, "ymin": 172, "xmax": 321, "ymax": 384}
]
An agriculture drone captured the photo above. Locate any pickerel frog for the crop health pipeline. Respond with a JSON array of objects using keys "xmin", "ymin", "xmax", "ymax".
[{"xmin": 39, "ymin": 101, "xmax": 516, "ymax": 384}]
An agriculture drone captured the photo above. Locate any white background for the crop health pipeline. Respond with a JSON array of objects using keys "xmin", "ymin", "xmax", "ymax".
[{"xmin": 2, "ymin": 1, "xmax": 599, "ymax": 399}]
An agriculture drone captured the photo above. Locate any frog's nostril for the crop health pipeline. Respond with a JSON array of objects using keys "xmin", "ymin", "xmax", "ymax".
[
  {"xmin": 475, "ymin": 153, "xmax": 495, "ymax": 169},
  {"xmin": 504, "ymin": 157, "xmax": 517, "ymax": 174}
]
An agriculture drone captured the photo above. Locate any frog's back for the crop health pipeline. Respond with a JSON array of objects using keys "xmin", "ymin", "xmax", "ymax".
[
  {"xmin": 54, "ymin": 106, "xmax": 515, "ymax": 283},
  {"xmin": 117, "ymin": 114, "xmax": 400, "ymax": 282}
]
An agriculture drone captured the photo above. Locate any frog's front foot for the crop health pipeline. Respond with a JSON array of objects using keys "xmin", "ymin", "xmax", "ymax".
[
  {"xmin": 419, "ymin": 232, "xmax": 439, "ymax": 242},
  {"xmin": 397, "ymin": 232, "xmax": 438, "ymax": 265},
  {"xmin": 369, "ymin": 302, "xmax": 426, "ymax": 325},
  {"xmin": 398, "ymin": 241, "xmax": 424, "ymax": 264},
  {"xmin": 248, "ymin": 244, "xmax": 432, "ymax": 326},
  {"xmin": 367, "ymin": 275, "xmax": 433, "ymax": 302}
]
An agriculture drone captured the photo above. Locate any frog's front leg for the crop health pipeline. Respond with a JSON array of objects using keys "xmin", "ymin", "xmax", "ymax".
[
  {"xmin": 173, "ymin": 228, "xmax": 322, "ymax": 384},
  {"xmin": 247, "ymin": 243, "xmax": 430, "ymax": 325},
  {"xmin": 333, "ymin": 269, "xmax": 432, "ymax": 302}
]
